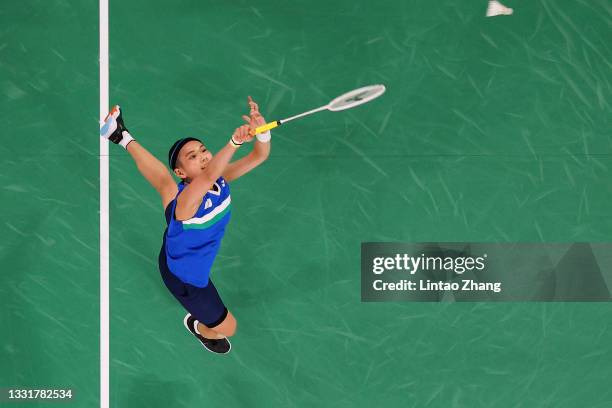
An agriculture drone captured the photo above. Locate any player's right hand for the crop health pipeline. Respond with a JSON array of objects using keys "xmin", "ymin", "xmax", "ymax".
[{"xmin": 231, "ymin": 124, "xmax": 254, "ymax": 145}]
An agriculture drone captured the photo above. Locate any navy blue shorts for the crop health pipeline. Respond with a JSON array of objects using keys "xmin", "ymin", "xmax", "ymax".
[{"xmin": 158, "ymin": 247, "xmax": 228, "ymax": 328}]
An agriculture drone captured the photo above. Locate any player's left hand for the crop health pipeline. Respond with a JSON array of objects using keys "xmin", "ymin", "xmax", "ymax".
[{"xmin": 242, "ymin": 96, "xmax": 266, "ymax": 132}]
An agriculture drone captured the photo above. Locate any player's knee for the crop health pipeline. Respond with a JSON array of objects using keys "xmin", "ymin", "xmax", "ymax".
[
  {"xmin": 213, "ymin": 311, "xmax": 237, "ymax": 337},
  {"xmin": 225, "ymin": 321, "xmax": 237, "ymax": 337}
]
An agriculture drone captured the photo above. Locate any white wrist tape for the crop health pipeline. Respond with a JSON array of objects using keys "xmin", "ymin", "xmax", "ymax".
[
  {"xmin": 256, "ymin": 131, "xmax": 271, "ymax": 143},
  {"xmin": 230, "ymin": 137, "xmax": 243, "ymax": 148},
  {"xmin": 119, "ymin": 131, "xmax": 135, "ymax": 149}
]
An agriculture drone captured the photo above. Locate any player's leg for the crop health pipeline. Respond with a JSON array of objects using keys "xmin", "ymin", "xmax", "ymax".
[
  {"xmin": 159, "ymin": 249, "xmax": 233, "ymax": 353},
  {"xmin": 186, "ymin": 278, "xmax": 236, "ymax": 338},
  {"xmin": 200, "ymin": 311, "xmax": 237, "ymax": 338},
  {"xmin": 179, "ymin": 280, "xmax": 235, "ymax": 354}
]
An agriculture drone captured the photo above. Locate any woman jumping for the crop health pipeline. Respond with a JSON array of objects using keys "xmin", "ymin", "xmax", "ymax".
[{"xmin": 100, "ymin": 97, "xmax": 271, "ymax": 354}]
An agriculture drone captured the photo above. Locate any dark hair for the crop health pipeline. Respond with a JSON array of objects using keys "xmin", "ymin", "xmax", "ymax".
[{"xmin": 168, "ymin": 137, "xmax": 202, "ymax": 170}]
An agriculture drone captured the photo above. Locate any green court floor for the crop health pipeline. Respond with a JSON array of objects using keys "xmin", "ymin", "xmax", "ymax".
[
  {"xmin": 0, "ymin": 1, "xmax": 100, "ymax": 406},
  {"xmin": 2, "ymin": 0, "xmax": 612, "ymax": 406}
]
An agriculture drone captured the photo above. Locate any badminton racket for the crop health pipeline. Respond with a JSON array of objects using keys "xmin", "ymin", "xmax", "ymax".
[{"xmin": 250, "ymin": 84, "xmax": 386, "ymax": 135}]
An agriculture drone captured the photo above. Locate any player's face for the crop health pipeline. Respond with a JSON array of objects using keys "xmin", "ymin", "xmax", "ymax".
[{"xmin": 176, "ymin": 140, "xmax": 213, "ymax": 180}]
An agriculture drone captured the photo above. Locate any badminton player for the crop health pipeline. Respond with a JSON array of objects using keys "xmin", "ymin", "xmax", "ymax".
[{"xmin": 100, "ymin": 97, "xmax": 271, "ymax": 354}]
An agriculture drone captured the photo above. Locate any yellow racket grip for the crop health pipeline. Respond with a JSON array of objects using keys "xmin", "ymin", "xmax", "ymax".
[{"xmin": 250, "ymin": 120, "xmax": 281, "ymax": 136}]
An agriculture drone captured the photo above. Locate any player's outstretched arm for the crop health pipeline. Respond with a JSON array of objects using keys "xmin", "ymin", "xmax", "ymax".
[
  {"xmin": 175, "ymin": 124, "xmax": 252, "ymax": 220},
  {"xmin": 126, "ymin": 141, "xmax": 177, "ymax": 207},
  {"xmin": 223, "ymin": 96, "xmax": 271, "ymax": 182},
  {"xmin": 100, "ymin": 106, "xmax": 177, "ymax": 208}
]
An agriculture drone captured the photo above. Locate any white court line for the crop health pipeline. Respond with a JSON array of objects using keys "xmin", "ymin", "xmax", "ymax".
[{"xmin": 99, "ymin": 0, "xmax": 109, "ymax": 406}]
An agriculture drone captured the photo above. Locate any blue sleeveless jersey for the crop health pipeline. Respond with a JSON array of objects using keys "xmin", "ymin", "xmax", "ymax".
[{"xmin": 163, "ymin": 177, "xmax": 231, "ymax": 287}]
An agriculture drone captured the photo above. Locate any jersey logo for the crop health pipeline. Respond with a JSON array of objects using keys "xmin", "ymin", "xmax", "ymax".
[
  {"xmin": 209, "ymin": 182, "xmax": 221, "ymax": 196},
  {"xmin": 204, "ymin": 198, "xmax": 212, "ymax": 209}
]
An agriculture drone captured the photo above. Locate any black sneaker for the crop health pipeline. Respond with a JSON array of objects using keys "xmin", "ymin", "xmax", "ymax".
[{"xmin": 183, "ymin": 314, "xmax": 231, "ymax": 354}]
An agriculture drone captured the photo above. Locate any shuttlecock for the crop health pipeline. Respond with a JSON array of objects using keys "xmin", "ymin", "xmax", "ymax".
[{"xmin": 486, "ymin": 0, "xmax": 513, "ymax": 17}]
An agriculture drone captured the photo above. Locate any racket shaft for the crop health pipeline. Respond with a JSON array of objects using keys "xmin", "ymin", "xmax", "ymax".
[{"xmin": 281, "ymin": 105, "xmax": 328, "ymax": 123}]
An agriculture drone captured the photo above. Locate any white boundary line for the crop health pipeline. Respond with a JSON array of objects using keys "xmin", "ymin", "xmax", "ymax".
[{"xmin": 99, "ymin": 0, "xmax": 109, "ymax": 406}]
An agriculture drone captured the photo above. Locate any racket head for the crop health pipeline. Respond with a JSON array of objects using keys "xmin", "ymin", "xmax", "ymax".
[{"xmin": 327, "ymin": 84, "xmax": 386, "ymax": 112}]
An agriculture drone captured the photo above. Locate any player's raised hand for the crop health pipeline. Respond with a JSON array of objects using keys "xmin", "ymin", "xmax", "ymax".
[
  {"xmin": 100, "ymin": 105, "xmax": 134, "ymax": 149},
  {"xmin": 245, "ymin": 96, "xmax": 271, "ymax": 143},
  {"xmin": 242, "ymin": 114, "xmax": 264, "ymax": 133},
  {"xmin": 231, "ymin": 124, "xmax": 254, "ymax": 146},
  {"xmin": 247, "ymin": 96, "xmax": 266, "ymax": 127}
]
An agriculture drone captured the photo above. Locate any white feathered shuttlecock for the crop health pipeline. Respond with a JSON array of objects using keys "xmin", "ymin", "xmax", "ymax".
[{"xmin": 486, "ymin": 0, "xmax": 514, "ymax": 17}]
